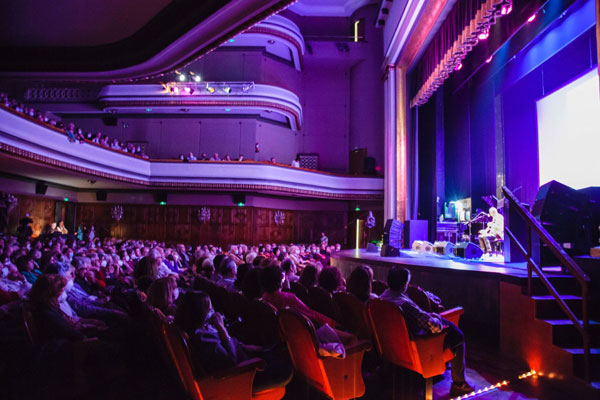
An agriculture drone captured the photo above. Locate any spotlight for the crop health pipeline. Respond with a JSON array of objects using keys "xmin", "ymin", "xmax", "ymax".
[
  {"xmin": 527, "ymin": 14, "xmax": 536, "ymax": 23},
  {"xmin": 223, "ymin": 86, "xmax": 231, "ymax": 94},
  {"xmin": 193, "ymin": 75, "xmax": 201, "ymax": 82},
  {"xmin": 184, "ymin": 87, "xmax": 191, "ymax": 94},
  {"xmin": 188, "ymin": 88, "xmax": 194, "ymax": 95},
  {"xmin": 206, "ymin": 86, "xmax": 215, "ymax": 94},
  {"xmin": 478, "ymin": 29, "xmax": 489, "ymax": 40},
  {"xmin": 485, "ymin": 56, "xmax": 493, "ymax": 63},
  {"xmin": 179, "ymin": 74, "xmax": 186, "ymax": 82},
  {"xmin": 500, "ymin": 1, "xmax": 512, "ymax": 15},
  {"xmin": 455, "ymin": 62, "xmax": 463, "ymax": 71},
  {"xmin": 173, "ymin": 87, "xmax": 180, "ymax": 94}
]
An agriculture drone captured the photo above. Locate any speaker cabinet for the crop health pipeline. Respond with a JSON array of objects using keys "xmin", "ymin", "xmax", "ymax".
[
  {"xmin": 433, "ymin": 241, "xmax": 455, "ymax": 256},
  {"xmin": 453, "ymin": 242, "xmax": 483, "ymax": 259},
  {"xmin": 380, "ymin": 244, "xmax": 400, "ymax": 257},
  {"xmin": 403, "ymin": 220, "xmax": 428, "ymax": 249}
]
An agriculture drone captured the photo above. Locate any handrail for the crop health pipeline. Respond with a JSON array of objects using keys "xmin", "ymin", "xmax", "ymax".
[{"xmin": 502, "ymin": 186, "xmax": 591, "ymax": 382}]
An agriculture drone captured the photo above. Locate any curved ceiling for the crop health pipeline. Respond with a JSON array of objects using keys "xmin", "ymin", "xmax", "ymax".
[{"xmin": 0, "ymin": 0, "xmax": 296, "ymax": 80}]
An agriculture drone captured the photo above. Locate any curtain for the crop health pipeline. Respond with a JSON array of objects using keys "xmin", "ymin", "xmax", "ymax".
[{"xmin": 410, "ymin": 0, "xmax": 511, "ymax": 107}]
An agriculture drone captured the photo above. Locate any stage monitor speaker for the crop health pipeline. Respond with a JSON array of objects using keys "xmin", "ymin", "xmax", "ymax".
[
  {"xmin": 403, "ymin": 220, "xmax": 428, "ymax": 249},
  {"xmin": 412, "ymin": 240, "xmax": 434, "ymax": 253},
  {"xmin": 433, "ymin": 241, "xmax": 455, "ymax": 256},
  {"xmin": 35, "ymin": 182, "xmax": 48, "ymax": 195},
  {"xmin": 453, "ymin": 242, "xmax": 483, "ymax": 259},
  {"xmin": 96, "ymin": 190, "xmax": 107, "ymax": 201},
  {"xmin": 232, "ymin": 194, "xmax": 246, "ymax": 206},
  {"xmin": 366, "ymin": 243, "xmax": 379, "ymax": 253},
  {"xmin": 380, "ymin": 244, "xmax": 400, "ymax": 257},
  {"xmin": 383, "ymin": 219, "xmax": 403, "ymax": 249}
]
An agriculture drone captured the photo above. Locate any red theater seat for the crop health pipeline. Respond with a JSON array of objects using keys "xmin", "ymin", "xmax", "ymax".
[
  {"xmin": 278, "ymin": 308, "xmax": 370, "ymax": 400},
  {"xmin": 367, "ymin": 299, "xmax": 464, "ymax": 399},
  {"xmin": 333, "ymin": 292, "xmax": 372, "ymax": 340}
]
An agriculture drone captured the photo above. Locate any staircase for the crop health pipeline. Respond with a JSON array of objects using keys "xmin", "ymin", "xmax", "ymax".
[{"xmin": 500, "ymin": 276, "xmax": 600, "ymax": 390}]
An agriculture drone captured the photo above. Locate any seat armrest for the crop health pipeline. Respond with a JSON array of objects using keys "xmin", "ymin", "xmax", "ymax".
[
  {"xmin": 345, "ymin": 339, "xmax": 372, "ymax": 354},
  {"xmin": 211, "ymin": 357, "xmax": 266, "ymax": 379},
  {"xmin": 440, "ymin": 306, "xmax": 464, "ymax": 326}
]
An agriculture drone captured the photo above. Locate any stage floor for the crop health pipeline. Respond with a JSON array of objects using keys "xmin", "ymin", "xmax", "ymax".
[{"xmin": 332, "ymin": 248, "xmax": 564, "ymax": 285}]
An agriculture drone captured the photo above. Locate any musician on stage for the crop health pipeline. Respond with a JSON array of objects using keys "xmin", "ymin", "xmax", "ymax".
[{"xmin": 478, "ymin": 207, "xmax": 504, "ymax": 254}]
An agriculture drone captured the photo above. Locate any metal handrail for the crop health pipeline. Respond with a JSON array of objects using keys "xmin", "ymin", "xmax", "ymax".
[{"xmin": 502, "ymin": 186, "xmax": 591, "ymax": 382}]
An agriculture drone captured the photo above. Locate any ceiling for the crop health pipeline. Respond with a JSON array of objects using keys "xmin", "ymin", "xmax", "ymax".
[{"xmin": 289, "ymin": 0, "xmax": 377, "ymax": 16}]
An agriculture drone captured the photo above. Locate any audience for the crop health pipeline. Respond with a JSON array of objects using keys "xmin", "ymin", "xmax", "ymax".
[{"xmin": 346, "ymin": 264, "xmax": 376, "ymax": 302}]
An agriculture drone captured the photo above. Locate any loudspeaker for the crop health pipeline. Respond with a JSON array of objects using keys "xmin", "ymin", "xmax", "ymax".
[
  {"xmin": 380, "ymin": 244, "xmax": 400, "ymax": 257},
  {"xmin": 35, "ymin": 182, "xmax": 48, "ymax": 195},
  {"xmin": 383, "ymin": 219, "xmax": 403, "ymax": 248},
  {"xmin": 453, "ymin": 242, "xmax": 484, "ymax": 259},
  {"xmin": 96, "ymin": 190, "xmax": 107, "ymax": 201},
  {"xmin": 102, "ymin": 116, "xmax": 118, "ymax": 126},
  {"xmin": 156, "ymin": 192, "xmax": 168, "ymax": 204},
  {"xmin": 366, "ymin": 243, "xmax": 379, "ymax": 253},
  {"xmin": 412, "ymin": 240, "xmax": 433, "ymax": 253},
  {"xmin": 232, "ymin": 194, "xmax": 246, "ymax": 205},
  {"xmin": 403, "ymin": 220, "xmax": 428, "ymax": 249},
  {"xmin": 433, "ymin": 241, "xmax": 455, "ymax": 256},
  {"xmin": 349, "ymin": 148, "xmax": 367, "ymax": 175}
]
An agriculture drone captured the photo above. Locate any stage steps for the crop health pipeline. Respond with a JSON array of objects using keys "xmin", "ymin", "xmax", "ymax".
[{"xmin": 500, "ymin": 279, "xmax": 600, "ymax": 394}]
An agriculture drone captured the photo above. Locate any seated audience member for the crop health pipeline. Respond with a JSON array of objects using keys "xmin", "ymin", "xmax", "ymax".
[
  {"xmin": 178, "ymin": 154, "xmax": 187, "ymax": 162},
  {"xmin": 261, "ymin": 265, "xmax": 335, "ymax": 328},
  {"xmin": 200, "ymin": 152, "xmax": 208, "ymax": 160},
  {"xmin": 223, "ymin": 154, "xmax": 232, "ymax": 161},
  {"xmin": 380, "ymin": 266, "xmax": 474, "ymax": 397},
  {"xmin": 241, "ymin": 267, "xmax": 263, "ymax": 300},
  {"xmin": 269, "ymin": 157, "xmax": 276, "ymax": 163},
  {"xmin": 0, "ymin": 264, "xmax": 31, "ymax": 297},
  {"xmin": 199, "ymin": 258, "xmax": 215, "ymax": 280},
  {"xmin": 298, "ymin": 264, "xmax": 319, "ymax": 289},
  {"xmin": 233, "ymin": 263, "xmax": 253, "ymax": 292},
  {"xmin": 187, "ymin": 152, "xmax": 197, "ymax": 161},
  {"xmin": 147, "ymin": 277, "xmax": 179, "ymax": 317},
  {"xmin": 238, "ymin": 154, "xmax": 244, "ymax": 162},
  {"xmin": 346, "ymin": 265, "xmax": 377, "ymax": 302},
  {"xmin": 291, "ymin": 155, "xmax": 300, "ymax": 168},
  {"xmin": 318, "ymin": 266, "xmax": 344, "ymax": 293},
  {"xmin": 174, "ymin": 291, "xmax": 293, "ymax": 391},
  {"xmin": 17, "ymin": 255, "xmax": 42, "ymax": 284},
  {"xmin": 281, "ymin": 259, "xmax": 299, "ymax": 284},
  {"xmin": 215, "ymin": 257, "xmax": 237, "ymax": 290},
  {"xmin": 210, "ymin": 152, "xmax": 221, "ymax": 161},
  {"xmin": 57, "ymin": 220, "xmax": 68, "ymax": 235}
]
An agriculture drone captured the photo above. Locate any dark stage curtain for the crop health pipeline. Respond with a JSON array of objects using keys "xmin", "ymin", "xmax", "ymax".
[{"xmin": 410, "ymin": 0, "xmax": 510, "ymax": 107}]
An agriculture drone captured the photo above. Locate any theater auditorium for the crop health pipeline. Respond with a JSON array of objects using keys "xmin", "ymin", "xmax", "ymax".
[{"xmin": 0, "ymin": 0, "xmax": 598, "ymax": 399}]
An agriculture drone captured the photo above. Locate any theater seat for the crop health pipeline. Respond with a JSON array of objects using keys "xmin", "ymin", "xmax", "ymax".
[
  {"xmin": 159, "ymin": 311, "xmax": 286, "ymax": 400},
  {"xmin": 241, "ymin": 299, "xmax": 282, "ymax": 346},
  {"xmin": 332, "ymin": 292, "xmax": 372, "ymax": 340},
  {"xmin": 278, "ymin": 308, "xmax": 370, "ymax": 400},
  {"xmin": 307, "ymin": 286, "xmax": 342, "ymax": 322},
  {"xmin": 289, "ymin": 281, "xmax": 309, "ymax": 304},
  {"xmin": 367, "ymin": 299, "xmax": 463, "ymax": 400}
]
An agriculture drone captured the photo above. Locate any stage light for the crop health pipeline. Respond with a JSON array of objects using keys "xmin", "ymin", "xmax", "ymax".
[
  {"xmin": 193, "ymin": 75, "xmax": 201, "ymax": 82},
  {"xmin": 223, "ymin": 86, "xmax": 231, "ymax": 94},
  {"xmin": 500, "ymin": 2, "xmax": 512, "ymax": 15},
  {"xmin": 173, "ymin": 87, "xmax": 180, "ymax": 94},
  {"xmin": 178, "ymin": 74, "xmax": 186, "ymax": 82},
  {"xmin": 184, "ymin": 87, "xmax": 191, "ymax": 94},
  {"xmin": 159, "ymin": 201, "xmax": 166, "ymax": 206},
  {"xmin": 455, "ymin": 62, "xmax": 463, "ymax": 71},
  {"xmin": 188, "ymin": 88, "xmax": 194, "ymax": 95},
  {"xmin": 486, "ymin": 56, "xmax": 493, "ymax": 63},
  {"xmin": 478, "ymin": 29, "xmax": 489, "ymax": 40},
  {"xmin": 527, "ymin": 14, "xmax": 536, "ymax": 23},
  {"xmin": 206, "ymin": 86, "xmax": 215, "ymax": 94}
]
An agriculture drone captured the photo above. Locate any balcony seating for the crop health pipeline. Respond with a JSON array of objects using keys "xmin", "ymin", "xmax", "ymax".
[
  {"xmin": 278, "ymin": 308, "xmax": 370, "ymax": 400},
  {"xmin": 366, "ymin": 299, "xmax": 464, "ymax": 400}
]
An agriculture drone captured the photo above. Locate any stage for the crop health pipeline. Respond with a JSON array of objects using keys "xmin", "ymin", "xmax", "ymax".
[{"xmin": 331, "ymin": 248, "xmax": 569, "ymax": 347}]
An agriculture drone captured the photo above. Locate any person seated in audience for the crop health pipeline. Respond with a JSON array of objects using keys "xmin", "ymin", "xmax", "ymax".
[
  {"xmin": 174, "ymin": 291, "xmax": 293, "ymax": 391},
  {"xmin": 238, "ymin": 154, "xmax": 244, "ymax": 162},
  {"xmin": 64, "ymin": 122, "xmax": 77, "ymax": 142},
  {"xmin": 346, "ymin": 265, "xmax": 377, "ymax": 302},
  {"xmin": 281, "ymin": 258, "xmax": 299, "ymax": 285},
  {"xmin": 215, "ymin": 257, "xmax": 237, "ymax": 290},
  {"xmin": 178, "ymin": 153, "xmax": 187, "ymax": 162},
  {"xmin": 380, "ymin": 266, "xmax": 474, "ymax": 397},
  {"xmin": 318, "ymin": 266, "xmax": 345, "ymax": 293},
  {"xmin": 16, "ymin": 255, "xmax": 42, "ymax": 284},
  {"xmin": 210, "ymin": 152, "xmax": 220, "ymax": 161},
  {"xmin": 298, "ymin": 263, "xmax": 319, "ymax": 289},
  {"xmin": 57, "ymin": 220, "xmax": 68, "ymax": 235},
  {"xmin": 261, "ymin": 265, "xmax": 336, "ymax": 328},
  {"xmin": 269, "ymin": 157, "xmax": 276, "ymax": 164},
  {"xmin": 187, "ymin": 151, "xmax": 197, "ymax": 161},
  {"xmin": 92, "ymin": 132, "xmax": 102, "ymax": 144},
  {"xmin": 240, "ymin": 267, "xmax": 263, "ymax": 300},
  {"xmin": 233, "ymin": 263, "xmax": 252, "ymax": 292},
  {"xmin": 147, "ymin": 276, "xmax": 179, "ymax": 317},
  {"xmin": 199, "ymin": 258, "xmax": 215, "ymax": 280},
  {"xmin": 223, "ymin": 154, "xmax": 232, "ymax": 161},
  {"xmin": 0, "ymin": 264, "xmax": 31, "ymax": 297},
  {"xmin": 200, "ymin": 152, "xmax": 208, "ymax": 160},
  {"xmin": 291, "ymin": 155, "xmax": 300, "ymax": 168}
]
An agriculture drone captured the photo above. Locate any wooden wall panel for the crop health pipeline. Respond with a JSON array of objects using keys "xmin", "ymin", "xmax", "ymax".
[{"xmin": 5, "ymin": 194, "xmax": 55, "ymax": 237}]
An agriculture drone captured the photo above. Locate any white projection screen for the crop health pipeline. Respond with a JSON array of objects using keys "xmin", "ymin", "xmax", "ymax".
[{"xmin": 536, "ymin": 68, "xmax": 600, "ymax": 190}]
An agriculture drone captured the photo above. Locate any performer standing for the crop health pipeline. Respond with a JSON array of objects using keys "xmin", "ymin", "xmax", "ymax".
[{"xmin": 478, "ymin": 207, "xmax": 504, "ymax": 254}]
